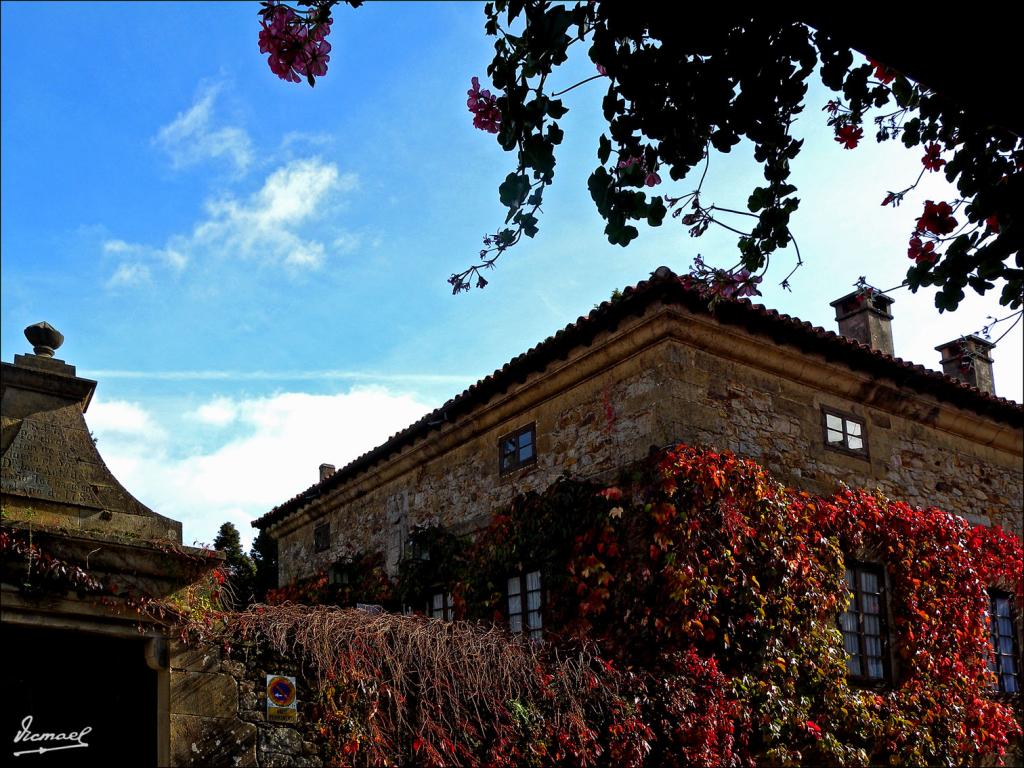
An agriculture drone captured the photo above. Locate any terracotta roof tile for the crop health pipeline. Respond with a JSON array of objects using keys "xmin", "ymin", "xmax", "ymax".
[{"xmin": 254, "ymin": 267, "xmax": 1022, "ymax": 530}]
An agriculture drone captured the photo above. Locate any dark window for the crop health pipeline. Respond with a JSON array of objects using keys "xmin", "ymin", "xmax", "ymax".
[
  {"xmin": 499, "ymin": 424, "xmax": 537, "ymax": 475},
  {"xmin": 839, "ymin": 562, "xmax": 891, "ymax": 684},
  {"xmin": 314, "ymin": 522, "xmax": 330, "ymax": 553},
  {"xmin": 507, "ymin": 570, "xmax": 543, "ymax": 641},
  {"xmin": 822, "ymin": 408, "xmax": 868, "ymax": 457},
  {"xmin": 427, "ymin": 591, "xmax": 454, "ymax": 621},
  {"xmin": 987, "ymin": 590, "xmax": 1020, "ymax": 694}
]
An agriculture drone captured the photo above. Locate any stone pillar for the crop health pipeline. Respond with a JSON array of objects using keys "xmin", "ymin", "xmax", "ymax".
[
  {"xmin": 830, "ymin": 291, "xmax": 895, "ymax": 356},
  {"xmin": 935, "ymin": 335, "xmax": 996, "ymax": 395}
]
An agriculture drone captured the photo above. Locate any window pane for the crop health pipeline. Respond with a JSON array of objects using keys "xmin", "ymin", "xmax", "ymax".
[
  {"xmin": 518, "ymin": 430, "xmax": 533, "ymax": 449},
  {"xmin": 826, "ymin": 414, "xmax": 843, "ymax": 430},
  {"xmin": 845, "ymin": 569, "xmax": 855, "ymax": 589},
  {"xmin": 507, "ymin": 576, "xmax": 521, "ymax": 595},
  {"xmin": 509, "ymin": 614, "xmax": 522, "ymax": 633},
  {"xmin": 865, "ymin": 635, "xmax": 882, "ymax": 658},
  {"xmin": 847, "ymin": 435, "xmax": 864, "ymax": 450},
  {"xmin": 1003, "ymin": 654, "xmax": 1017, "ymax": 674},
  {"xmin": 1004, "ymin": 675, "xmax": 1018, "ymax": 693},
  {"xmin": 859, "ymin": 570, "xmax": 880, "ymax": 593},
  {"xmin": 502, "ymin": 437, "xmax": 517, "ymax": 456},
  {"xmin": 519, "ymin": 443, "xmax": 534, "ymax": 461},
  {"xmin": 839, "ymin": 612, "xmax": 858, "ymax": 633},
  {"xmin": 527, "ymin": 590, "xmax": 541, "ymax": 611},
  {"xmin": 433, "ymin": 593, "xmax": 443, "ymax": 611},
  {"xmin": 508, "ymin": 594, "xmax": 522, "ymax": 615},
  {"xmin": 827, "ymin": 428, "xmax": 845, "ymax": 444},
  {"xmin": 527, "ymin": 610, "xmax": 542, "ymax": 631},
  {"xmin": 842, "ymin": 631, "xmax": 859, "ymax": 654},
  {"xmin": 846, "ymin": 654, "xmax": 861, "ymax": 676},
  {"xmin": 846, "ymin": 420, "xmax": 862, "ymax": 436},
  {"xmin": 864, "ymin": 615, "xmax": 881, "ymax": 636},
  {"xmin": 998, "ymin": 616, "xmax": 1013, "ymax": 636},
  {"xmin": 526, "ymin": 571, "xmax": 541, "ymax": 591},
  {"xmin": 995, "ymin": 597, "xmax": 1011, "ymax": 617},
  {"xmin": 1000, "ymin": 636, "xmax": 1015, "ymax": 654},
  {"xmin": 867, "ymin": 657, "xmax": 884, "ymax": 679},
  {"xmin": 863, "ymin": 594, "xmax": 880, "ymax": 614}
]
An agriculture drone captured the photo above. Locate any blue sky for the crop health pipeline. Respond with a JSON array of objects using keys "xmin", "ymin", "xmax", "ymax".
[{"xmin": 3, "ymin": 3, "xmax": 1020, "ymax": 548}]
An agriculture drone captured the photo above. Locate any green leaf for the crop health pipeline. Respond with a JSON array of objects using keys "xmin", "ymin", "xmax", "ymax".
[
  {"xmin": 546, "ymin": 99, "xmax": 568, "ymax": 119},
  {"xmin": 647, "ymin": 196, "xmax": 667, "ymax": 227}
]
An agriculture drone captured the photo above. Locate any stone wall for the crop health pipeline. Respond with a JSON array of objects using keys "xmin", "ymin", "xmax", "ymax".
[
  {"xmin": 656, "ymin": 339, "xmax": 1023, "ymax": 533},
  {"xmin": 169, "ymin": 640, "xmax": 321, "ymax": 768},
  {"xmin": 273, "ymin": 310, "xmax": 1022, "ymax": 586}
]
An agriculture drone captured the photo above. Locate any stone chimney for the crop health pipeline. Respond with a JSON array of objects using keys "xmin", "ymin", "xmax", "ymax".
[
  {"xmin": 830, "ymin": 290, "xmax": 895, "ymax": 356},
  {"xmin": 319, "ymin": 463, "xmax": 336, "ymax": 482},
  {"xmin": 935, "ymin": 335, "xmax": 996, "ymax": 394}
]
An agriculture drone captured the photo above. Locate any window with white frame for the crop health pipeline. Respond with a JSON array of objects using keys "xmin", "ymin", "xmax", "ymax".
[
  {"xmin": 507, "ymin": 570, "xmax": 543, "ymax": 640},
  {"xmin": 499, "ymin": 424, "xmax": 537, "ymax": 475},
  {"xmin": 428, "ymin": 591, "xmax": 454, "ymax": 621},
  {"xmin": 839, "ymin": 562, "xmax": 891, "ymax": 685},
  {"xmin": 822, "ymin": 408, "xmax": 868, "ymax": 457},
  {"xmin": 987, "ymin": 589, "xmax": 1020, "ymax": 694}
]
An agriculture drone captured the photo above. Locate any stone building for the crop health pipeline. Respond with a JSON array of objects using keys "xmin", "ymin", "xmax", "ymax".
[{"xmin": 255, "ymin": 267, "xmax": 1023, "ymax": 589}]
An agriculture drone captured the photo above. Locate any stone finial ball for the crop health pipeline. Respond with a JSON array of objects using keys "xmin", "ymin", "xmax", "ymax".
[{"xmin": 24, "ymin": 321, "xmax": 64, "ymax": 357}]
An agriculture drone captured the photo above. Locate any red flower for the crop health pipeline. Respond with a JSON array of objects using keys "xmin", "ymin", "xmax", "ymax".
[
  {"xmin": 834, "ymin": 125, "xmax": 863, "ymax": 150},
  {"xmin": 916, "ymin": 200, "xmax": 957, "ymax": 236},
  {"xmin": 869, "ymin": 58, "xmax": 897, "ymax": 84},
  {"xmin": 467, "ymin": 76, "xmax": 502, "ymax": 134},
  {"xmin": 921, "ymin": 143, "xmax": 946, "ymax": 172},
  {"xmin": 907, "ymin": 236, "xmax": 938, "ymax": 264},
  {"xmin": 805, "ymin": 720, "xmax": 823, "ymax": 740}
]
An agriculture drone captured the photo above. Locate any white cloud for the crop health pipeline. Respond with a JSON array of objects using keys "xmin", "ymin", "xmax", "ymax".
[
  {"xmin": 102, "ymin": 157, "xmax": 356, "ymax": 285},
  {"xmin": 86, "ymin": 387, "xmax": 433, "ymax": 548},
  {"xmin": 333, "ymin": 232, "xmax": 361, "ymax": 254},
  {"xmin": 107, "ymin": 262, "xmax": 151, "ymax": 288},
  {"xmin": 87, "ymin": 399, "xmax": 165, "ymax": 440},
  {"xmin": 103, "ymin": 240, "xmax": 187, "ymax": 288},
  {"xmin": 191, "ymin": 397, "xmax": 239, "ymax": 427},
  {"xmin": 154, "ymin": 82, "xmax": 253, "ymax": 173},
  {"xmin": 188, "ymin": 157, "xmax": 355, "ymax": 270}
]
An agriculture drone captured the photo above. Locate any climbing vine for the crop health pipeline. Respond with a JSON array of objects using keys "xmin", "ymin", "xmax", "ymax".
[{"xmin": 256, "ymin": 442, "xmax": 1021, "ymax": 766}]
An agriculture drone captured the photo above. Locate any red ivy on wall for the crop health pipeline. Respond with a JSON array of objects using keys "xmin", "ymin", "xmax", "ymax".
[{"xmin": 256, "ymin": 442, "xmax": 1023, "ymax": 766}]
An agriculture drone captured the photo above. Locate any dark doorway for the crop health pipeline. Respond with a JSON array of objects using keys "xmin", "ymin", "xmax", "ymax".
[{"xmin": 2, "ymin": 625, "xmax": 156, "ymax": 766}]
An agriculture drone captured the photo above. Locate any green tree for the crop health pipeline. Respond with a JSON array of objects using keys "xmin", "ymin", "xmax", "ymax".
[
  {"xmin": 214, "ymin": 521, "xmax": 257, "ymax": 608},
  {"xmin": 249, "ymin": 527, "xmax": 279, "ymax": 603},
  {"xmin": 256, "ymin": 3, "xmax": 1021, "ymax": 317}
]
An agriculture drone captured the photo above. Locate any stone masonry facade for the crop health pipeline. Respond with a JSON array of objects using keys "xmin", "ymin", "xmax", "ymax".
[
  {"xmin": 169, "ymin": 640, "xmax": 322, "ymax": 768},
  {"xmin": 259, "ymin": 274, "xmax": 1023, "ymax": 587}
]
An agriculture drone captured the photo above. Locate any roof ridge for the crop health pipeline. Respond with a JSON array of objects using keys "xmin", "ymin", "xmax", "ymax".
[{"xmin": 254, "ymin": 267, "xmax": 1022, "ymax": 530}]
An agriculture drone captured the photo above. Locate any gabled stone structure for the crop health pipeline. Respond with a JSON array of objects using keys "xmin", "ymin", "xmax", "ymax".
[{"xmin": 1, "ymin": 323, "xmax": 222, "ymax": 766}]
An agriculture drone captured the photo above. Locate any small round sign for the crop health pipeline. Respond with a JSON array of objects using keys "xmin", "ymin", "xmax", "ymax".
[{"xmin": 266, "ymin": 676, "xmax": 296, "ymax": 708}]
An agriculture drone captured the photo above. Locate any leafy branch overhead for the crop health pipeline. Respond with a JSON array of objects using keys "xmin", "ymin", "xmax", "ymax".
[{"xmin": 258, "ymin": 2, "xmax": 1022, "ymax": 312}]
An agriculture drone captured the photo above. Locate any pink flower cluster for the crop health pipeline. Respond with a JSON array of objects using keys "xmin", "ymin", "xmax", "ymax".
[
  {"xmin": 687, "ymin": 257, "xmax": 762, "ymax": 299},
  {"xmin": 617, "ymin": 156, "xmax": 661, "ymax": 187},
  {"xmin": 718, "ymin": 269, "xmax": 762, "ymax": 298},
  {"xmin": 258, "ymin": 1, "xmax": 332, "ymax": 85},
  {"xmin": 467, "ymin": 77, "xmax": 501, "ymax": 134}
]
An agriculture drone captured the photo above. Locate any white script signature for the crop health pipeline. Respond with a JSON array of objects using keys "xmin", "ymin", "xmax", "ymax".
[{"xmin": 12, "ymin": 716, "xmax": 92, "ymax": 757}]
